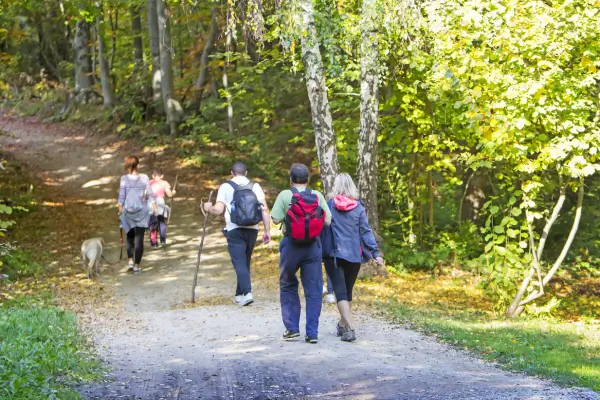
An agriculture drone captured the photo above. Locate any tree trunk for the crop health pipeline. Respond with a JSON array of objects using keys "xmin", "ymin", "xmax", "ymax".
[
  {"xmin": 299, "ymin": 0, "xmax": 340, "ymax": 194},
  {"xmin": 459, "ymin": 172, "xmax": 487, "ymax": 223},
  {"xmin": 157, "ymin": 0, "xmax": 179, "ymax": 135},
  {"xmin": 74, "ymin": 19, "xmax": 94, "ymax": 102},
  {"xmin": 192, "ymin": 6, "xmax": 218, "ymax": 106},
  {"xmin": 148, "ymin": 0, "xmax": 162, "ymax": 111},
  {"xmin": 108, "ymin": 9, "xmax": 118, "ymax": 70},
  {"xmin": 357, "ymin": 0, "xmax": 380, "ymax": 233},
  {"xmin": 131, "ymin": 4, "xmax": 144, "ymax": 67},
  {"xmin": 223, "ymin": 14, "xmax": 234, "ymax": 135},
  {"xmin": 97, "ymin": 18, "xmax": 115, "ymax": 108}
]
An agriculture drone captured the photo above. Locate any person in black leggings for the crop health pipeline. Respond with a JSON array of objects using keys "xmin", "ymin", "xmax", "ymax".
[
  {"xmin": 323, "ymin": 173, "xmax": 383, "ymax": 342},
  {"xmin": 126, "ymin": 227, "xmax": 146, "ymax": 266}
]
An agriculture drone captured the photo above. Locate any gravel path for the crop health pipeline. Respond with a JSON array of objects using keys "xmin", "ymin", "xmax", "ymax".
[{"xmin": 1, "ymin": 115, "xmax": 597, "ymax": 400}]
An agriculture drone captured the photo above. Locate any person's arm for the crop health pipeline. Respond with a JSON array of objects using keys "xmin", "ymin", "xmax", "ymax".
[
  {"xmin": 271, "ymin": 192, "xmax": 286, "ymax": 225},
  {"xmin": 203, "ymin": 184, "xmax": 226, "ymax": 215},
  {"xmin": 165, "ymin": 182, "xmax": 175, "ymax": 197},
  {"xmin": 318, "ymin": 192, "xmax": 332, "ymax": 226},
  {"xmin": 117, "ymin": 176, "xmax": 126, "ymax": 213},
  {"xmin": 359, "ymin": 207, "xmax": 383, "ymax": 264},
  {"xmin": 254, "ymin": 184, "xmax": 271, "ymax": 243}
]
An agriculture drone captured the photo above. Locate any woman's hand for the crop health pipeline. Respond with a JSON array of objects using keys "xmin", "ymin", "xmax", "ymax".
[
  {"xmin": 375, "ymin": 256, "xmax": 384, "ymax": 266},
  {"xmin": 153, "ymin": 204, "xmax": 159, "ymax": 216},
  {"xmin": 118, "ymin": 204, "xmax": 123, "ymax": 214}
]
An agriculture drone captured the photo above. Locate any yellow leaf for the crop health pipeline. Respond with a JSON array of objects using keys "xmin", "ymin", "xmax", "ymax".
[{"xmin": 116, "ymin": 124, "xmax": 127, "ymax": 133}]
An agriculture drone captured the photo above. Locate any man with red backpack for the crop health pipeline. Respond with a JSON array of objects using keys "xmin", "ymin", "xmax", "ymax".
[
  {"xmin": 271, "ymin": 163, "xmax": 331, "ymax": 344},
  {"xmin": 204, "ymin": 162, "xmax": 271, "ymax": 307}
]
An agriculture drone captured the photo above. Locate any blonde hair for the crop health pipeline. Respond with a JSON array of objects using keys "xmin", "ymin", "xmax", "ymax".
[{"xmin": 330, "ymin": 173, "xmax": 359, "ymax": 200}]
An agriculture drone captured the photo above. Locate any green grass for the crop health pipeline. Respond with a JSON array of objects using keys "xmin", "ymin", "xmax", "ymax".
[
  {"xmin": 381, "ymin": 300, "xmax": 600, "ymax": 391},
  {"xmin": 0, "ymin": 299, "xmax": 102, "ymax": 399}
]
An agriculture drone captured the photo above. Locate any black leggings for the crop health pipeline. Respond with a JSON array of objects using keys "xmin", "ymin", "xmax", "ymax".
[
  {"xmin": 126, "ymin": 227, "xmax": 145, "ymax": 264},
  {"xmin": 323, "ymin": 257, "xmax": 361, "ymax": 302}
]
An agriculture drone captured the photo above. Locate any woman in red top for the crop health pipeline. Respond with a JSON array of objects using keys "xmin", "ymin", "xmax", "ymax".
[{"xmin": 149, "ymin": 169, "xmax": 175, "ymax": 248}]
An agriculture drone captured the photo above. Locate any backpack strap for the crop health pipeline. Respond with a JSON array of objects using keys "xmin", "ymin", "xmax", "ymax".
[
  {"xmin": 290, "ymin": 187, "xmax": 299, "ymax": 194},
  {"xmin": 227, "ymin": 180, "xmax": 239, "ymax": 191}
]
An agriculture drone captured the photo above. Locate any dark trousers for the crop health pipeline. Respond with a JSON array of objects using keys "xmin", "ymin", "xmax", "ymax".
[
  {"xmin": 279, "ymin": 237, "xmax": 323, "ymax": 338},
  {"xmin": 324, "ymin": 257, "xmax": 361, "ymax": 302},
  {"xmin": 226, "ymin": 228, "xmax": 258, "ymax": 296},
  {"xmin": 126, "ymin": 227, "xmax": 146, "ymax": 264},
  {"xmin": 149, "ymin": 215, "xmax": 167, "ymax": 245}
]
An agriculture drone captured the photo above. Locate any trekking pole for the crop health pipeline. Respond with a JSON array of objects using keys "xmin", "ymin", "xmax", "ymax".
[
  {"xmin": 119, "ymin": 226, "xmax": 124, "ymax": 261},
  {"xmin": 191, "ymin": 191, "xmax": 213, "ymax": 303}
]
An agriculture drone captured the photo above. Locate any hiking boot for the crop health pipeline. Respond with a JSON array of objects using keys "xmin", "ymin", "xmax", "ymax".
[
  {"xmin": 341, "ymin": 329, "xmax": 356, "ymax": 342},
  {"xmin": 305, "ymin": 335, "xmax": 318, "ymax": 344},
  {"xmin": 283, "ymin": 330, "xmax": 300, "ymax": 340},
  {"xmin": 240, "ymin": 293, "xmax": 254, "ymax": 306},
  {"xmin": 232, "ymin": 295, "xmax": 243, "ymax": 305},
  {"xmin": 336, "ymin": 324, "xmax": 346, "ymax": 337},
  {"xmin": 325, "ymin": 294, "xmax": 336, "ymax": 304}
]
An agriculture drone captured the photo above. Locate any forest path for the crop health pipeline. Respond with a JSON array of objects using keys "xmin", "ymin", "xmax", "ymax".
[{"xmin": 0, "ymin": 115, "xmax": 597, "ymax": 400}]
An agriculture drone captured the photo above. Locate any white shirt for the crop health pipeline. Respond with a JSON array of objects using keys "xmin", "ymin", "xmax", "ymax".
[{"xmin": 216, "ymin": 176, "xmax": 265, "ymax": 231}]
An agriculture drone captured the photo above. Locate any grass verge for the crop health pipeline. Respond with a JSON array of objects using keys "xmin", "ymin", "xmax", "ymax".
[{"xmin": 0, "ymin": 295, "xmax": 102, "ymax": 399}]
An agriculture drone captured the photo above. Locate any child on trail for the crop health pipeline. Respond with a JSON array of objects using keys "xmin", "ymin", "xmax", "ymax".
[
  {"xmin": 321, "ymin": 173, "xmax": 383, "ymax": 342},
  {"xmin": 149, "ymin": 169, "xmax": 175, "ymax": 249}
]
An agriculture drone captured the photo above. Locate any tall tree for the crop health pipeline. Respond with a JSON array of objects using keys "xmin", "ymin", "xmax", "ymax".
[
  {"xmin": 74, "ymin": 18, "xmax": 94, "ymax": 102},
  {"xmin": 147, "ymin": 0, "xmax": 162, "ymax": 110},
  {"xmin": 298, "ymin": 0, "xmax": 339, "ymax": 193},
  {"xmin": 131, "ymin": 4, "xmax": 144, "ymax": 67},
  {"xmin": 96, "ymin": 16, "xmax": 115, "ymax": 108},
  {"xmin": 357, "ymin": 0, "xmax": 380, "ymax": 233},
  {"xmin": 223, "ymin": 4, "xmax": 234, "ymax": 135},
  {"xmin": 192, "ymin": 6, "xmax": 218, "ymax": 107},
  {"xmin": 156, "ymin": 0, "xmax": 178, "ymax": 135}
]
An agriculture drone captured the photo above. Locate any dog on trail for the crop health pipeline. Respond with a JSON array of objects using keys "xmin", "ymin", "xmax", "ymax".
[{"xmin": 81, "ymin": 237, "xmax": 104, "ymax": 278}]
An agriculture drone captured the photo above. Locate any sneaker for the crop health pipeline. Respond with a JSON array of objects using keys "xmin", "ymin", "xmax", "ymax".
[
  {"xmin": 336, "ymin": 324, "xmax": 346, "ymax": 337},
  {"xmin": 322, "ymin": 285, "xmax": 328, "ymax": 295},
  {"xmin": 233, "ymin": 295, "xmax": 243, "ymax": 305},
  {"xmin": 325, "ymin": 294, "xmax": 336, "ymax": 304},
  {"xmin": 305, "ymin": 335, "xmax": 318, "ymax": 344},
  {"xmin": 133, "ymin": 266, "xmax": 141, "ymax": 274},
  {"xmin": 240, "ymin": 293, "xmax": 254, "ymax": 306},
  {"xmin": 161, "ymin": 242, "xmax": 167, "ymax": 249},
  {"xmin": 127, "ymin": 262, "xmax": 134, "ymax": 272},
  {"xmin": 151, "ymin": 244, "xmax": 160, "ymax": 249},
  {"xmin": 283, "ymin": 330, "xmax": 300, "ymax": 340},
  {"xmin": 341, "ymin": 329, "xmax": 356, "ymax": 342}
]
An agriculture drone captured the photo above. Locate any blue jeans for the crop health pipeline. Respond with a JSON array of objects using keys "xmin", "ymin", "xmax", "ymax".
[{"xmin": 279, "ymin": 237, "xmax": 323, "ymax": 338}]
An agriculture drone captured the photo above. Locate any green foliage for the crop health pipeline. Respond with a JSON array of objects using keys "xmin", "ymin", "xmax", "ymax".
[{"xmin": 0, "ymin": 305, "xmax": 101, "ymax": 399}]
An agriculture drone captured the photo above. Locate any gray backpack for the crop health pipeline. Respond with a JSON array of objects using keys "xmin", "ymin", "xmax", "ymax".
[{"xmin": 123, "ymin": 177, "xmax": 145, "ymax": 220}]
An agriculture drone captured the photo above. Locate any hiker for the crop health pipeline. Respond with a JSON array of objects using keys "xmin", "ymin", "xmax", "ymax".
[
  {"xmin": 203, "ymin": 161, "xmax": 271, "ymax": 307},
  {"xmin": 271, "ymin": 163, "xmax": 331, "ymax": 344},
  {"xmin": 322, "ymin": 173, "xmax": 383, "ymax": 342},
  {"xmin": 149, "ymin": 169, "xmax": 176, "ymax": 249},
  {"xmin": 118, "ymin": 155, "xmax": 158, "ymax": 273}
]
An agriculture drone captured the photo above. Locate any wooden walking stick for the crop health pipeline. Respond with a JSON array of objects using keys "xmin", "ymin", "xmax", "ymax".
[
  {"xmin": 167, "ymin": 174, "xmax": 179, "ymax": 226},
  {"xmin": 191, "ymin": 191, "xmax": 213, "ymax": 303}
]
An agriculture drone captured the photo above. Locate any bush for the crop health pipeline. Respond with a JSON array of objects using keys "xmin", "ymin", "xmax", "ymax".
[{"xmin": 0, "ymin": 306, "xmax": 101, "ymax": 399}]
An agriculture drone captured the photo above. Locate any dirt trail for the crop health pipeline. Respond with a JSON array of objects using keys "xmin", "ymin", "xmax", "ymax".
[{"xmin": 1, "ymin": 116, "xmax": 598, "ymax": 400}]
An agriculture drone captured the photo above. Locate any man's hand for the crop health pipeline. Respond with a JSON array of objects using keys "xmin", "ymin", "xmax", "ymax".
[
  {"xmin": 262, "ymin": 232, "xmax": 271, "ymax": 244},
  {"xmin": 375, "ymin": 256, "xmax": 384, "ymax": 266},
  {"xmin": 172, "ymin": 189, "xmax": 176, "ymax": 195},
  {"xmin": 203, "ymin": 202, "xmax": 213, "ymax": 212}
]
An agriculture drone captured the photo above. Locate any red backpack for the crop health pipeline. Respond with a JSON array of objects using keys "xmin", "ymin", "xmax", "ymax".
[{"xmin": 285, "ymin": 188, "xmax": 326, "ymax": 244}]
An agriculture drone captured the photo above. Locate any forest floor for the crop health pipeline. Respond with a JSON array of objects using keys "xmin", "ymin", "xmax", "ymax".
[{"xmin": 1, "ymin": 114, "xmax": 598, "ymax": 399}]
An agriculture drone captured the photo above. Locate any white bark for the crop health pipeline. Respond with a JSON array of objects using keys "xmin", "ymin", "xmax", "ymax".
[
  {"xmin": 193, "ymin": 6, "xmax": 218, "ymax": 100},
  {"xmin": 299, "ymin": 0, "xmax": 340, "ymax": 194},
  {"xmin": 157, "ymin": 0, "xmax": 180, "ymax": 135},
  {"xmin": 96, "ymin": 18, "xmax": 115, "ymax": 108},
  {"xmin": 357, "ymin": 0, "xmax": 380, "ymax": 233},
  {"xmin": 223, "ymin": 9, "xmax": 234, "ymax": 135},
  {"xmin": 148, "ymin": 0, "xmax": 162, "ymax": 109}
]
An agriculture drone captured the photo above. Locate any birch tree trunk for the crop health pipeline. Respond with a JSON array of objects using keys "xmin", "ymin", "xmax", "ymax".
[
  {"xmin": 74, "ymin": 19, "xmax": 94, "ymax": 102},
  {"xmin": 357, "ymin": 0, "xmax": 380, "ymax": 233},
  {"xmin": 148, "ymin": 0, "xmax": 162, "ymax": 110},
  {"xmin": 223, "ymin": 11, "xmax": 234, "ymax": 135},
  {"xmin": 96, "ymin": 17, "xmax": 115, "ymax": 108},
  {"xmin": 299, "ymin": 0, "xmax": 340, "ymax": 193},
  {"xmin": 131, "ymin": 4, "xmax": 144, "ymax": 67},
  {"xmin": 157, "ymin": 0, "xmax": 179, "ymax": 135}
]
